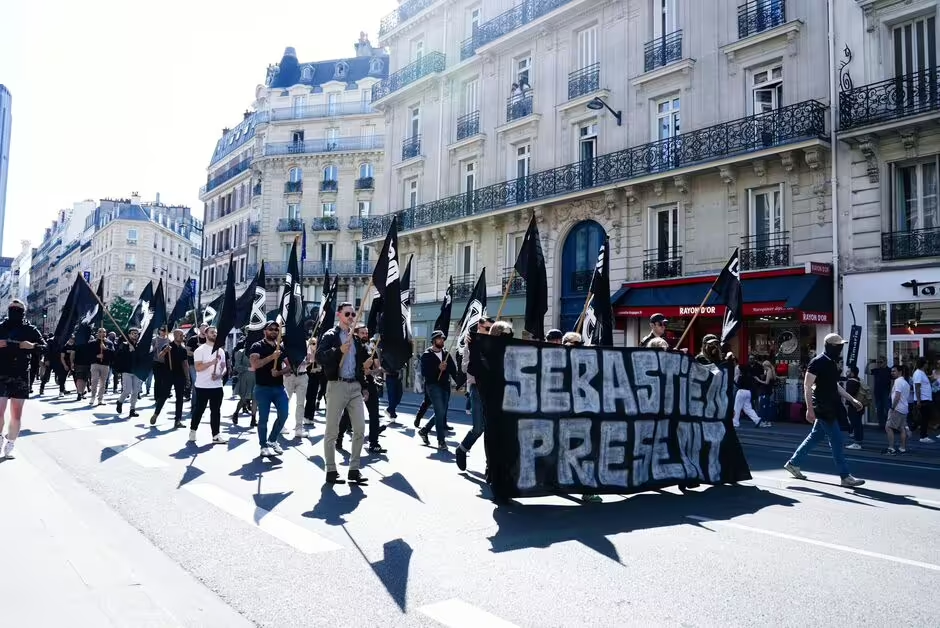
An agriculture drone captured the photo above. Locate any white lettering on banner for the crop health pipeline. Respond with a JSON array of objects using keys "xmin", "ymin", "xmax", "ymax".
[
  {"xmin": 679, "ymin": 306, "xmax": 718, "ymax": 316},
  {"xmin": 598, "ymin": 422, "xmax": 628, "ymax": 486},
  {"xmin": 558, "ymin": 419, "xmax": 596, "ymax": 487},
  {"xmin": 517, "ymin": 419, "xmax": 554, "ymax": 490},
  {"xmin": 570, "ymin": 349, "xmax": 600, "ymax": 414},
  {"xmin": 540, "ymin": 348, "xmax": 570, "ymax": 414}
]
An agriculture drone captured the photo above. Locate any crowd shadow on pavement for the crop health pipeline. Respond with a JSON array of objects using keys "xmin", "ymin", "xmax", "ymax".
[
  {"xmin": 487, "ymin": 485, "xmax": 796, "ymax": 563},
  {"xmin": 844, "ymin": 486, "xmax": 940, "ymax": 512},
  {"xmin": 303, "ymin": 483, "xmax": 367, "ymax": 525}
]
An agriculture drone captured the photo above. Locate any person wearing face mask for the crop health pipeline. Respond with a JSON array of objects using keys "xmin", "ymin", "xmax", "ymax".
[
  {"xmin": 0, "ymin": 300, "xmax": 46, "ymax": 459},
  {"xmin": 784, "ymin": 333, "xmax": 866, "ymax": 487}
]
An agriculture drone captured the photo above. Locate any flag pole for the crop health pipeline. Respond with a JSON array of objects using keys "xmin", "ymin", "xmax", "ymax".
[
  {"xmin": 496, "ymin": 269, "xmax": 515, "ymax": 319},
  {"xmin": 574, "ymin": 293, "xmax": 595, "ymax": 335},
  {"xmin": 80, "ymin": 273, "xmax": 131, "ymax": 345},
  {"xmin": 273, "ymin": 243, "xmax": 296, "ymax": 374},
  {"xmin": 675, "ymin": 288, "xmax": 714, "ymax": 349}
]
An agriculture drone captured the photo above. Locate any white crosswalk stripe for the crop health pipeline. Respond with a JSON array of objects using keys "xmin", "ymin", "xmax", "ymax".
[{"xmin": 418, "ymin": 599, "xmax": 519, "ymax": 628}]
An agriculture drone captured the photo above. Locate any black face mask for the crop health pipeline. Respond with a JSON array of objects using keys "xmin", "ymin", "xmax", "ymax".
[
  {"xmin": 824, "ymin": 343, "xmax": 843, "ymax": 361},
  {"xmin": 7, "ymin": 307, "xmax": 23, "ymax": 325}
]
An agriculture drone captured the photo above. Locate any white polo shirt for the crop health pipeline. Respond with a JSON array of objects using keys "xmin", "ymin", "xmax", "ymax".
[{"xmin": 193, "ymin": 344, "xmax": 225, "ymax": 389}]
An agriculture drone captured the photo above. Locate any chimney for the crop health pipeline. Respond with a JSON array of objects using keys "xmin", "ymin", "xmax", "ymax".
[
  {"xmin": 355, "ymin": 32, "xmax": 372, "ymax": 57},
  {"xmin": 131, "ymin": 191, "xmax": 141, "ymax": 205},
  {"xmin": 155, "ymin": 192, "xmax": 160, "ymax": 205},
  {"xmin": 222, "ymin": 127, "xmax": 231, "ymax": 136},
  {"xmin": 243, "ymin": 110, "xmax": 252, "ymax": 120}
]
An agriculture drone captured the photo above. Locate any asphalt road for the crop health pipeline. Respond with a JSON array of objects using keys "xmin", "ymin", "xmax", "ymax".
[{"xmin": 2, "ymin": 386, "xmax": 939, "ymax": 628}]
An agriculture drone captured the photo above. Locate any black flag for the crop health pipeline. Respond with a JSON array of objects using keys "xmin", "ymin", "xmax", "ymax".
[
  {"xmin": 711, "ymin": 248, "xmax": 743, "ymax": 344},
  {"xmin": 235, "ymin": 262, "xmax": 268, "ymax": 347},
  {"xmin": 168, "ymin": 278, "xmax": 195, "ymax": 329},
  {"xmin": 400, "ymin": 254, "xmax": 413, "ymax": 344},
  {"xmin": 372, "ymin": 220, "xmax": 412, "ymax": 370},
  {"xmin": 455, "ymin": 269, "xmax": 487, "ymax": 358},
  {"xmin": 131, "ymin": 280, "xmax": 167, "ymax": 381},
  {"xmin": 314, "ymin": 273, "xmax": 339, "ymax": 339},
  {"xmin": 52, "ymin": 278, "xmax": 77, "ymax": 345},
  {"xmin": 277, "ymin": 239, "xmax": 300, "ymax": 328},
  {"xmin": 92, "ymin": 278, "xmax": 105, "ymax": 330},
  {"xmin": 584, "ymin": 236, "xmax": 613, "ymax": 347},
  {"xmin": 213, "ymin": 257, "xmax": 238, "ymax": 352},
  {"xmin": 434, "ymin": 276, "xmax": 454, "ymax": 334},
  {"xmin": 279, "ymin": 240, "xmax": 307, "ymax": 370},
  {"xmin": 366, "ymin": 288, "xmax": 383, "ymax": 338},
  {"xmin": 127, "ymin": 281, "xmax": 155, "ymax": 331},
  {"xmin": 55, "ymin": 274, "xmax": 100, "ymax": 346},
  {"xmin": 513, "ymin": 214, "xmax": 548, "ymax": 340},
  {"xmin": 201, "ymin": 293, "xmax": 225, "ymax": 328}
]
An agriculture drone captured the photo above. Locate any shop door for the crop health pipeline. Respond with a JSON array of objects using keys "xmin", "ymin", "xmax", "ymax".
[
  {"xmin": 560, "ymin": 220, "xmax": 605, "ymax": 333},
  {"xmin": 925, "ymin": 337, "xmax": 940, "ymax": 365}
]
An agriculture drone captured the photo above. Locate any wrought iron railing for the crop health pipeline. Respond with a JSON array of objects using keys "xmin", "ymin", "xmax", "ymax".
[
  {"xmin": 453, "ymin": 274, "xmax": 477, "ymax": 299},
  {"xmin": 379, "ymin": 0, "xmax": 437, "ymax": 36},
  {"xmin": 372, "ymin": 52, "xmax": 446, "ymax": 101},
  {"xmin": 123, "ymin": 289, "xmax": 136, "ymax": 297},
  {"xmin": 311, "ymin": 217, "xmax": 339, "ymax": 231},
  {"xmin": 502, "ymin": 268, "xmax": 526, "ymax": 295},
  {"xmin": 200, "ymin": 160, "xmax": 251, "ymax": 196},
  {"xmin": 248, "ymin": 221, "xmax": 261, "ymax": 236},
  {"xmin": 465, "ymin": 0, "xmax": 575, "ymax": 54},
  {"xmin": 259, "ymin": 101, "xmax": 375, "ymax": 123},
  {"xmin": 571, "ymin": 270, "xmax": 593, "ymax": 293},
  {"xmin": 506, "ymin": 92, "xmax": 533, "ymax": 122},
  {"xmin": 840, "ymin": 67, "xmax": 940, "ymax": 131},
  {"xmin": 402, "ymin": 135, "xmax": 421, "ymax": 161},
  {"xmin": 882, "ymin": 226, "xmax": 940, "ymax": 261},
  {"xmin": 643, "ymin": 247, "xmax": 683, "ymax": 279},
  {"xmin": 460, "ymin": 37, "xmax": 477, "ymax": 61},
  {"xmin": 644, "ymin": 30, "xmax": 683, "ymax": 72},
  {"xmin": 738, "ymin": 0, "xmax": 785, "ymax": 39},
  {"xmin": 277, "ymin": 218, "xmax": 304, "ymax": 232},
  {"xmin": 348, "ymin": 216, "xmax": 363, "ymax": 230},
  {"xmin": 264, "ymin": 136, "xmax": 383, "ymax": 157},
  {"xmin": 456, "ymin": 111, "xmax": 480, "ymax": 140},
  {"xmin": 740, "ymin": 231, "xmax": 790, "ymax": 270},
  {"xmin": 264, "ymin": 259, "xmax": 375, "ymax": 276},
  {"xmin": 354, "ymin": 177, "xmax": 374, "ymax": 190},
  {"xmin": 284, "ymin": 181, "xmax": 303, "ymax": 194},
  {"xmin": 124, "ymin": 263, "xmax": 137, "ymax": 271},
  {"xmin": 568, "ymin": 63, "xmax": 600, "ymax": 100},
  {"xmin": 126, "ymin": 238, "xmax": 137, "ymax": 246},
  {"xmin": 363, "ymin": 99, "xmax": 827, "ymax": 239},
  {"xmin": 320, "ymin": 180, "xmax": 338, "ymax": 193}
]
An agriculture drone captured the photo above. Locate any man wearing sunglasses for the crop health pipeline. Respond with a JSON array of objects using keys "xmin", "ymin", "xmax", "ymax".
[{"xmin": 316, "ymin": 302, "xmax": 369, "ymax": 485}]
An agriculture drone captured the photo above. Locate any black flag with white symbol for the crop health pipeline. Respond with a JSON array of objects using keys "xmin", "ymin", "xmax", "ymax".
[
  {"xmin": 313, "ymin": 273, "xmax": 338, "ymax": 340},
  {"xmin": 201, "ymin": 293, "xmax": 225, "ymax": 328},
  {"xmin": 400, "ymin": 254, "xmax": 413, "ymax": 343},
  {"xmin": 52, "ymin": 277, "xmax": 77, "ymax": 346},
  {"xmin": 91, "ymin": 278, "xmax": 105, "ymax": 331},
  {"xmin": 127, "ymin": 281, "xmax": 154, "ymax": 332},
  {"xmin": 213, "ymin": 257, "xmax": 238, "ymax": 353},
  {"xmin": 168, "ymin": 277, "xmax": 195, "ymax": 329},
  {"xmin": 455, "ymin": 269, "xmax": 488, "ymax": 358},
  {"xmin": 372, "ymin": 220, "xmax": 412, "ymax": 370},
  {"xmin": 283, "ymin": 250, "xmax": 308, "ymax": 372},
  {"xmin": 584, "ymin": 236, "xmax": 613, "ymax": 347},
  {"xmin": 277, "ymin": 240, "xmax": 300, "ymax": 329},
  {"xmin": 55, "ymin": 273, "xmax": 100, "ymax": 346},
  {"xmin": 711, "ymin": 248, "xmax": 743, "ymax": 344},
  {"xmin": 131, "ymin": 280, "xmax": 167, "ymax": 381},
  {"xmin": 234, "ymin": 262, "xmax": 268, "ymax": 347},
  {"xmin": 434, "ymin": 276, "xmax": 454, "ymax": 334},
  {"xmin": 513, "ymin": 214, "xmax": 548, "ymax": 340}
]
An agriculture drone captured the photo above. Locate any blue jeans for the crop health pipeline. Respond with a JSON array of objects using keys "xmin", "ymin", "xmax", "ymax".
[
  {"xmin": 460, "ymin": 384, "xmax": 485, "ymax": 452},
  {"xmin": 788, "ymin": 418, "xmax": 851, "ymax": 478},
  {"xmin": 421, "ymin": 385, "xmax": 450, "ymax": 443},
  {"xmin": 254, "ymin": 385, "xmax": 289, "ymax": 448},
  {"xmin": 758, "ymin": 393, "xmax": 775, "ymax": 422},
  {"xmin": 385, "ymin": 376, "xmax": 403, "ymax": 417}
]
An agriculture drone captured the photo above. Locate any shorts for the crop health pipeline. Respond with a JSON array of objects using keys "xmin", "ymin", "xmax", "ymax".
[
  {"xmin": 73, "ymin": 365, "xmax": 91, "ymax": 380},
  {"xmin": 886, "ymin": 409, "xmax": 907, "ymax": 431},
  {"xmin": 0, "ymin": 375, "xmax": 30, "ymax": 400}
]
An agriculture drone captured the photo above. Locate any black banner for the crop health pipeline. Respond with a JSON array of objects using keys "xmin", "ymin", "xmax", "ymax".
[{"xmin": 473, "ymin": 335, "xmax": 751, "ymax": 499}]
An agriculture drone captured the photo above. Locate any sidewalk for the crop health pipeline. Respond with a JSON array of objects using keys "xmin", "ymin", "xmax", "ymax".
[{"xmin": 0, "ymin": 441, "xmax": 251, "ymax": 628}]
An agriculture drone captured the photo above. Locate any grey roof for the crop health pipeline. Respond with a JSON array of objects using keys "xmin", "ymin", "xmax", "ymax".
[{"xmin": 266, "ymin": 46, "xmax": 389, "ymax": 90}]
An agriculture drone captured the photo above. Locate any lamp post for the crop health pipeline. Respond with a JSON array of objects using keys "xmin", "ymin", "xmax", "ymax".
[{"xmin": 586, "ymin": 96, "xmax": 623, "ymax": 126}]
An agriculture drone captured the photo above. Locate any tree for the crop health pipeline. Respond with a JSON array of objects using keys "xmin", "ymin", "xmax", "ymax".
[{"xmin": 104, "ymin": 297, "xmax": 133, "ymax": 333}]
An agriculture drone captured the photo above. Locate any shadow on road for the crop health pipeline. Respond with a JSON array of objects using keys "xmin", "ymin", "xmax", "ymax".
[{"xmin": 303, "ymin": 483, "xmax": 366, "ymax": 525}]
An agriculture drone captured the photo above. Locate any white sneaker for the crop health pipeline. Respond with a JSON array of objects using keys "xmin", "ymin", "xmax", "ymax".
[
  {"xmin": 919, "ymin": 437, "xmax": 934, "ymax": 444},
  {"xmin": 846, "ymin": 443, "xmax": 862, "ymax": 450},
  {"xmin": 784, "ymin": 462, "xmax": 806, "ymax": 480},
  {"xmin": 2, "ymin": 439, "xmax": 15, "ymax": 459},
  {"xmin": 188, "ymin": 430, "xmax": 197, "ymax": 443},
  {"xmin": 211, "ymin": 434, "xmax": 227, "ymax": 445},
  {"xmin": 294, "ymin": 429, "xmax": 308, "ymax": 439},
  {"xmin": 841, "ymin": 475, "xmax": 865, "ymax": 488},
  {"xmin": 269, "ymin": 442, "xmax": 284, "ymax": 455},
  {"xmin": 260, "ymin": 446, "xmax": 273, "ymax": 457}
]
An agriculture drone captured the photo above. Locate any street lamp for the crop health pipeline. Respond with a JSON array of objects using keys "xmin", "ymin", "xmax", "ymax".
[{"xmin": 586, "ymin": 96, "xmax": 622, "ymax": 126}]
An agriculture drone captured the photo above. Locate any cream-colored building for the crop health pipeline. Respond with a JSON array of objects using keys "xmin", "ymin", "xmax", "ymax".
[
  {"xmin": 0, "ymin": 239, "xmax": 32, "ymax": 312},
  {"xmin": 199, "ymin": 34, "xmax": 388, "ymax": 311},
  {"xmin": 364, "ymin": 0, "xmax": 838, "ymax": 363}
]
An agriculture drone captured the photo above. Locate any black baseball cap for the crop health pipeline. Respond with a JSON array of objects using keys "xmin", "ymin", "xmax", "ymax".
[
  {"xmin": 546, "ymin": 329, "xmax": 563, "ymax": 341},
  {"xmin": 650, "ymin": 313, "xmax": 668, "ymax": 325},
  {"xmin": 702, "ymin": 334, "xmax": 720, "ymax": 345},
  {"xmin": 431, "ymin": 330, "xmax": 446, "ymax": 341}
]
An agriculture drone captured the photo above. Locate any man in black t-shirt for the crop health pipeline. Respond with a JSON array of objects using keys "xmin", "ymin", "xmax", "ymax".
[
  {"xmin": 249, "ymin": 321, "xmax": 290, "ymax": 458},
  {"xmin": 70, "ymin": 330, "xmax": 96, "ymax": 403},
  {"xmin": 785, "ymin": 333, "xmax": 865, "ymax": 487},
  {"xmin": 0, "ymin": 300, "xmax": 46, "ymax": 460}
]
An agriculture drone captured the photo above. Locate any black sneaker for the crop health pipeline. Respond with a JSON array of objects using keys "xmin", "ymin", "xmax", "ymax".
[
  {"xmin": 419, "ymin": 431, "xmax": 429, "ymax": 446},
  {"xmin": 325, "ymin": 471, "xmax": 346, "ymax": 484},
  {"xmin": 149, "ymin": 415, "xmax": 157, "ymax": 426},
  {"xmin": 335, "ymin": 440, "xmax": 343, "ymax": 451},
  {"xmin": 348, "ymin": 470, "xmax": 368, "ymax": 485},
  {"xmin": 413, "ymin": 416, "xmax": 420, "ymax": 428},
  {"xmin": 116, "ymin": 401, "xmax": 123, "ymax": 414},
  {"xmin": 455, "ymin": 446, "xmax": 467, "ymax": 471},
  {"xmin": 129, "ymin": 411, "xmax": 139, "ymax": 418},
  {"xmin": 368, "ymin": 444, "xmax": 387, "ymax": 454}
]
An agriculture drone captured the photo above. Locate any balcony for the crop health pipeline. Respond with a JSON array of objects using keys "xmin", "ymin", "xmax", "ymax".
[
  {"xmin": 644, "ymin": 30, "xmax": 683, "ymax": 73},
  {"xmin": 453, "ymin": 274, "xmax": 477, "ymax": 299},
  {"xmin": 462, "ymin": 0, "xmax": 576, "ymax": 56},
  {"xmin": 126, "ymin": 238, "xmax": 138, "ymax": 246},
  {"xmin": 456, "ymin": 111, "xmax": 480, "ymax": 141},
  {"xmin": 882, "ymin": 226, "xmax": 940, "ymax": 261},
  {"xmin": 260, "ymin": 101, "xmax": 374, "ymax": 123},
  {"xmin": 277, "ymin": 218, "xmax": 305, "ymax": 233},
  {"xmin": 402, "ymin": 135, "xmax": 421, "ymax": 161},
  {"xmin": 738, "ymin": 0, "xmax": 785, "ymax": 39},
  {"xmin": 263, "ymin": 136, "xmax": 384, "ymax": 157},
  {"xmin": 568, "ymin": 63, "xmax": 599, "ymax": 100},
  {"xmin": 348, "ymin": 216, "xmax": 363, "ymax": 230},
  {"xmin": 123, "ymin": 289, "xmax": 136, "ymax": 297},
  {"xmin": 363, "ymin": 99, "xmax": 827, "ymax": 240},
  {"xmin": 502, "ymin": 268, "xmax": 526, "ymax": 295},
  {"xmin": 643, "ymin": 247, "xmax": 683, "ymax": 279},
  {"xmin": 284, "ymin": 181, "xmax": 303, "ymax": 194},
  {"xmin": 318, "ymin": 180, "xmax": 337, "ymax": 194},
  {"xmin": 379, "ymin": 0, "xmax": 438, "ymax": 36},
  {"xmin": 264, "ymin": 259, "xmax": 375, "ymax": 277},
  {"xmin": 46, "ymin": 277, "xmax": 58, "ymax": 286},
  {"xmin": 372, "ymin": 52, "xmax": 446, "ymax": 102},
  {"xmin": 740, "ymin": 232, "xmax": 790, "ymax": 270},
  {"xmin": 310, "ymin": 217, "xmax": 339, "ymax": 231},
  {"xmin": 253, "ymin": 183, "xmax": 262, "ymax": 196},
  {"xmin": 200, "ymin": 160, "xmax": 251, "ymax": 198},
  {"xmin": 354, "ymin": 177, "xmax": 374, "ymax": 190},
  {"xmin": 840, "ymin": 68, "xmax": 940, "ymax": 132},
  {"xmin": 506, "ymin": 92, "xmax": 533, "ymax": 123},
  {"xmin": 248, "ymin": 221, "xmax": 261, "ymax": 236}
]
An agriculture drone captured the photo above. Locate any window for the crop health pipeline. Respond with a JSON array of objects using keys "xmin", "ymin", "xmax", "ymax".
[
  {"xmin": 361, "ymin": 124, "xmax": 377, "ymax": 148},
  {"xmin": 321, "ymin": 202, "xmax": 337, "ymax": 217},
  {"xmin": 579, "ymin": 123, "xmax": 597, "ymax": 187},
  {"xmin": 506, "ymin": 232, "xmax": 525, "ymax": 266},
  {"xmin": 325, "ymin": 127, "xmax": 339, "ymax": 149},
  {"xmin": 301, "ymin": 66, "xmax": 313, "ymax": 82},
  {"xmin": 356, "ymin": 241, "xmax": 371, "ymax": 264},
  {"xmin": 359, "ymin": 162, "xmax": 374, "ymax": 179},
  {"xmin": 409, "ymin": 106, "xmax": 421, "ymax": 138},
  {"xmin": 468, "ymin": 5, "xmax": 481, "ymax": 35},
  {"xmin": 748, "ymin": 186, "xmax": 784, "ymax": 237},
  {"xmin": 456, "ymin": 242, "xmax": 473, "ymax": 275},
  {"xmin": 292, "ymin": 96, "xmax": 306, "ymax": 117},
  {"xmin": 127, "ymin": 228, "xmax": 138, "ymax": 242},
  {"xmin": 327, "ymin": 92, "xmax": 338, "ymax": 115},
  {"xmin": 893, "ymin": 16, "xmax": 936, "ymax": 78},
  {"xmin": 752, "ymin": 65, "xmax": 783, "ymax": 114},
  {"xmin": 288, "ymin": 167, "xmax": 303, "ymax": 182},
  {"xmin": 320, "ymin": 243, "xmax": 334, "ymax": 263},
  {"xmin": 126, "ymin": 253, "xmax": 137, "ymax": 266},
  {"xmin": 369, "ymin": 57, "xmax": 383, "ymax": 74},
  {"xmin": 323, "ymin": 164, "xmax": 338, "ymax": 181},
  {"xmin": 405, "ymin": 178, "xmax": 419, "ymax": 208},
  {"xmin": 515, "ymin": 56, "xmax": 531, "ymax": 87},
  {"xmin": 515, "ymin": 144, "xmax": 531, "ymax": 179},
  {"xmin": 463, "ymin": 161, "xmax": 477, "ymax": 194},
  {"xmin": 360, "ymin": 90, "xmax": 371, "ymax": 107},
  {"xmin": 287, "ymin": 203, "xmax": 301, "ymax": 220},
  {"xmin": 412, "ymin": 39, "xmax": 425, "ymax": 61},
  {"xmin": 653, "ymin": 0, "xmax": 677, "ymax": 39},
  {"xmin": 291, "ymin": 130, "xmax": 304, "ymax": 143},
  {"xmin": 891, "ymin": 159, "xmax": 940, "ymax": 232},
  {"xmin": 655, "ymin": 96, "xmax": 680, "ymax": 139},
  {"xmin": 334, "ymin": 62, "xmax": 348, "ymax": 80},
  {"xmin": 648, "ymin": 204, "xmax": 679, "ymax": 258},
  {"xmin": 577, "ymin": 25, "xmax": 598, "ymax": 69},
  {"xmin": 463, "ymin": 79, "xmax": 480, "ymax": 116},
  {"xmin": 358, "ymin": 200, "xmax": 371, "ymax": 217}
]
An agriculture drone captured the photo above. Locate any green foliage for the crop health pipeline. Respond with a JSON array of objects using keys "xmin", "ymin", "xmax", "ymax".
[{"xmin": 104, "ymin": 297, "xmax": 133, "ymax": 333}]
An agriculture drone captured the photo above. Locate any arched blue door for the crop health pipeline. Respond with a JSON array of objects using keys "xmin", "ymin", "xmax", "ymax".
[{"xmin": 559, "ymin": 220, "xmax": 605, "ymax": 333}]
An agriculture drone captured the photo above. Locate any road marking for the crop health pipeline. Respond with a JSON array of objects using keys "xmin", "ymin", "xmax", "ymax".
[
  {"xmin": 58, "ymin": 413, "xmax": 94, "ymax": 431},
  {"xmin": 99, "ymin": 440, "xmax": 168, "ymax": 468},
  {"xmin": 769, "ymin": 449, "xmax": 939, "ymax": 471},
  {"xmin": 418, "ymin": 599, "xmax": 519, "ymax": 628},
  {"xmin": 183, "ymin": 483, "xmax": 341, "ymax": 554},
  {"xmin": 687, "ymin": 516, "xmax": 940, "ymax": 572}
]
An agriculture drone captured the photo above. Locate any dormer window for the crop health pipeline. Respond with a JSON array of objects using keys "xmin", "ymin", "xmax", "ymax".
[
  {"xmin": 369, "ymin": 58, "xmax": 383, "ymax": 74},
  {"xmin": 334, "ymin": 62, "xmax": 348, "ymax": 80},
  {"xmin": 301, "ymin": 65, "xmax": 314, "ymax": 82}
]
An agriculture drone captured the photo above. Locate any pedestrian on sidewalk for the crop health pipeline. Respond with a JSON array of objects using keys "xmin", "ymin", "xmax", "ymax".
[
  {"xmin": 784, "ymin": 333, "xmax": 865, "ymax": 488},
  {"xmin": 0, "ymin": 300, "xmax": 45, "ymax": 459},
  {"xmin": 912, "ymin": 357, "xmax": 935, "ymax": 444},
  {"xmin": 733, "ymin": 357, "xmax": 765, "ymax": 429},
  {"xmin": 885, "ymin": 364, "xmax": 910, "ymax": 455},
  {"xmin": 250, "ymin": 321, "xmax": 290, "ymax": 458},
  {"xmin": 188, "ymin": 326, "xmax": 227, "ymax": 445},
  {"xmin": 88, "ymin": 328, "xmax": 114, "ymax": 406}
]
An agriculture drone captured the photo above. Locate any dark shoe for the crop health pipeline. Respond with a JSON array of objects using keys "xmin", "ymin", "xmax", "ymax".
[
  {"xmin": 174, "ymin": 421, "xmax": 183, "ymax": 429},
  {"xmin": 335, "ymin": 440, "xmax": 344, "ymax": 451},
  {"xmin": 413, "ymin": 416, "xmax": 420, "ymax": 428},
  {"xmin": 367, "ymin": 444, "xmax": 387, "ymax": 454},
  {"xmin": 419, "ymin": 431, "xmax": 429, "ymax": 446},
  {"xmin": 249, "ymin": 418, "xmax": 257, "ymax": 428},
  {"xmin": 348, "ymin": 470, "xmax": 368, "ymax": 485},
  {"xmin": 149, "ymin": 415, "xmax": 157, "ymax": 426},
  {"xmin": 129, "ymin": 411, "xmax": 139, "ymax": 418},
  {"xmin": 116, "ymin": 401, "xmax": 123, "ymax": 414},
  {"xmin": 232, "ymin": 416, "xmax": 239, "ymax": 426},
  {"xmin": 325, "ymin": 471, "xmax": 346, "ymax": 484},
  {"xmin": 455, "ymin": 446, "xmax": 467, "ymax": 471}
]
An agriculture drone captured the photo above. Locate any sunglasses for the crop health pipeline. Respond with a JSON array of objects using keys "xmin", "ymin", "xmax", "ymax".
[{"xmin": 342, "ymin": 312, "xmax": 355, "ymax": 318}]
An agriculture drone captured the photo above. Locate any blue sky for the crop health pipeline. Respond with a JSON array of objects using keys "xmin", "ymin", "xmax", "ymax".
[{"xmin": 0, "ymin": 0, "xmax": 396, "ymax": 255}]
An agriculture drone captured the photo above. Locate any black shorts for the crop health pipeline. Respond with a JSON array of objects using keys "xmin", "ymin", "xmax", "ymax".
[
  {"xmin": 73, "ymin": 365, "xmax": 91, "ymax": 380},
  {"xmin": 0, "ymin": 375, "xmax": 30, "ymax": 400}
]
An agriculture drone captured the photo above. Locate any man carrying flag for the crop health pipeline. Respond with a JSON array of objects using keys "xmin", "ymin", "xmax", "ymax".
[{"xmin": 582, "ymin": 235, "xmax": 613, "ymax": 347}]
